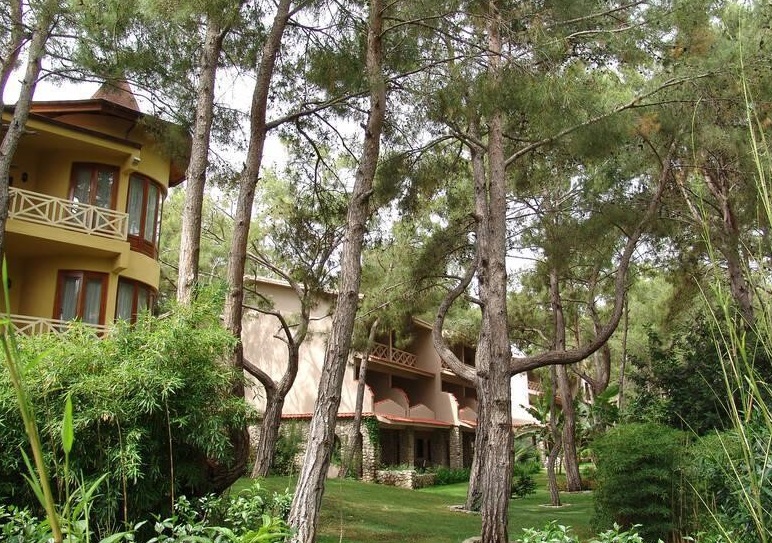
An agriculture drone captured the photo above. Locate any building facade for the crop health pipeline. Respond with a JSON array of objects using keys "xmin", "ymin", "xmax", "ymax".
[
  {"xmin": 1, "ymin": 82, "xmax": 185, "ymax": 333},
  {"xmin": 242, "ymin": 276, "xmax": 538, "ymax": 481}
]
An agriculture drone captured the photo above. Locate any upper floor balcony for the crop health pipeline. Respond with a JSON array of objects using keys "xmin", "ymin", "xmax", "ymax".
[
  {"xmin": 9, "ymin": 313, "xmax": 108, "ymax": 335},
  {"xmin": 9, "ymin": 186, "xmax": 129, "ymax": 241},
  {"xmin": 369, "ymin": 342, "xmax": 434, "ymax": 378}
]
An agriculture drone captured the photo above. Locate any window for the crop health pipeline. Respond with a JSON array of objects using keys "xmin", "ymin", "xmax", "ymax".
[
  {"xmin": 127, "ymin": 174, "xmax": 163, "ymax": 258},
  {"xmin": 54, "ymin": 271, "xmax": 108, "ymax": 325},
  {"xmin": 70, "ymin": 164, "xmax": 118, "ymax": 209},
  {"xmin": 116, "ymin": 279, "xmax": 156, "ymax": 323}
]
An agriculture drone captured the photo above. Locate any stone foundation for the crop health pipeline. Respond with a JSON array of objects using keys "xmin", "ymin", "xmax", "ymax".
[
  {"xmin": 251, "ymin": 418, "xmax": 465, "ymax": 485},
  {"xmin": 376, "ymin": 469, "xmax": 436, "ymax": 489}
]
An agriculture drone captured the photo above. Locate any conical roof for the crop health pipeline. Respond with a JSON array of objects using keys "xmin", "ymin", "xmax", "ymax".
[{"xmin": 91, "ymin": 79, "xmax": 140, "ymax": 111}]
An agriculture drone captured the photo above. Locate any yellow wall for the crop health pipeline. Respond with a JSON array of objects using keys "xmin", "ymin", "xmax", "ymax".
[{"xmin": 4, "ymin": 107, "xmax": 175, "ymax": 326}]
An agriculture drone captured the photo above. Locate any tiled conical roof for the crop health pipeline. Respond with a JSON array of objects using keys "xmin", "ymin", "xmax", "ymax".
[{"xmin": 91, "ymin": 79, "xmax": 140, "ymax": 111}]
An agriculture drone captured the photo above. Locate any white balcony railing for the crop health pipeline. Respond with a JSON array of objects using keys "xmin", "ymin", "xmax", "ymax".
[
  {"xmin": 9, "ymin": 187, "xmax": 128, "ymax": 241},
  {"xmin": 9, "ymin": 314, "xmax": 108, "ymax": 335}
]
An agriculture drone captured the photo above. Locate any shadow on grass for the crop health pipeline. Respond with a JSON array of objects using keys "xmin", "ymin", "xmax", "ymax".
[{"xmin": 232, "ymin": 471, "xmax": 594, "ymax": 543}]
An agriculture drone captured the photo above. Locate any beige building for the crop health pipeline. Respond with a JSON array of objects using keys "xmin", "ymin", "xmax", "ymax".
[
  {"xmin": 2, "ymin": 82, "xmax": 186, "ymax": 333},
  {"xmin": 243, "ymin": 276, "xmax": 538, "ymax": 480}
]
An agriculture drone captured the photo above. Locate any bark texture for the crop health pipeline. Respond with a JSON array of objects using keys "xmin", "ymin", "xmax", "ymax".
[
  {"xmin": 477, "ymin": 5, "xmax": 513, "ymax": 541},
  {"xmin": 617, "ymin": 298, "xmax": 629, "ymax": 410},
  {"xmin": 341, "ymin": 319, "xmax": 378, "ymax": 479},
  {"xmin": 546, "ymin": 366, "xmax": 562, "ymax": 507},
  {"xmin": 0, "ymin": 0, "xmax": 23, "ymax": 111},
  {"xmin": 287, "ymin": 2, "xmax": 385, "ymax": 541},
  {"xmin": 223, "ymin": 0, "xmax": 293, "ymax": 347},
  {"xmin": 177, "ymin": 16, "xmax": 227, "ymax": 304},
  {"xmin": 0, "ymin": 1, "xmax": 55, "ymax": 261},
  {"xmin": 549, "ymin": 267, "xmax": 582, "ymax": 492},
  {"xmin": 216, "ymin": 0, "xmax": 294, "ymax": 492},
  {"xmin": 556, "ymin": 365, "xmax": 582, "ymax": 491}
]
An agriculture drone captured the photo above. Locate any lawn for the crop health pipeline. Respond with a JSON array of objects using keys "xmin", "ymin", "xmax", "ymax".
[{"xmin": 230, "ymin": 471, "xmax": 594, "ymax": 543}]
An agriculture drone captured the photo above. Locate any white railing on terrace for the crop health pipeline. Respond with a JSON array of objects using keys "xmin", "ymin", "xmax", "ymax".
[
  {"xmin": 9, "ymin": 314, "xmax": 108, "ymax": 335},
  {"xmin": 371, "ymin": 342, "xmax": 417, "ymax": 368},
  {"xmin": 9, "ymin": 187, "xmax": 128, "ymax": 241}
]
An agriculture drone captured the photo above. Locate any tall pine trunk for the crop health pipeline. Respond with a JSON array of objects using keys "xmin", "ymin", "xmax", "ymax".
[
  {"xmin": 477, "ymin": 4, "xmax": 513, "ymax": 540},
  {"xmin": 217, "ymin": 0, "xmax": 294, "ymax": 492},
  {"xmin": 618, "ymin": 298, "xmax": 629, "ymax": 410},
  {"xmin": 549, "ymin": 264, "xmax": 582, "ymax": 492},
  {"xmin": 341, "ymin": 319, "xmax": 378, "ymax": 479},
  {"xmin": 177, "ymin": 16, "xmax": 227, "ymax": 304},
  {"xmin": 556, "ymin": 364, "xmax": 582, "ymax": 491},
  {"xmin": 0, "ymin": 1, "xmax": 55, "ymax": 260},
  {"xmin": 287, "ymin": 2, "xmax": 385, "ymax": 540},
  {"xmin": 546, "ymin": 366, "xmax": 562, "ymax": 507}
]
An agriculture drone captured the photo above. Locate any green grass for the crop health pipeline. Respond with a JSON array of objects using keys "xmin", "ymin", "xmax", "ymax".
[{"xmin": 231, "ymin": 471, "xmax": 594, "ymax": 542}]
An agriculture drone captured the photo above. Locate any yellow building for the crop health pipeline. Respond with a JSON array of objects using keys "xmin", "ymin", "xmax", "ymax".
[{"xmin": 1, "ymin": 82, "xmax": 187, "ymax": 333}]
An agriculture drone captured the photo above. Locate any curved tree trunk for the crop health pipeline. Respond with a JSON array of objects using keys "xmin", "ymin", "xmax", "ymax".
[
  {"xmin": 177, "ymin": 16, "xmax": 227, "ymax": 304},
  {"xmin": 549, "ymin": 265, "xmax": 581, "ymax": 492},
  {"xmin": 246, "ymin": 294, "xmax": 307, "ymax": 478},
  {"xmin": 287, "ymin": 3, "xmax": 385, "ymax": 541},
  {"xmin": 556, "ymin": 364, "xmax": 582, "ymax": 491},
  {"xmin": 251, "ymin": 388, "xmax": 283, "ymax": 478},
  {"xmin": 547, "ymin": 366, "xmax": 562, "ymax": 507}
]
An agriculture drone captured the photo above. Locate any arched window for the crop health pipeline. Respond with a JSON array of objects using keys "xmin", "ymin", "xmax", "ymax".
[{"xmin": 127, "ymin": 174, "xmax": 163, "ymax": 258}]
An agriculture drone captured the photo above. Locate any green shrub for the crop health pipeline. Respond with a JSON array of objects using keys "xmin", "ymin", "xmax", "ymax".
[
  {"xmin": 592, "ymin": 422, "xmax": 687, "ymax": 543},
  {"xmin": 0, "ymin": 291, "xmax": 256, "ymax": 533},
  {"xmin": 432, "ymin": 467, "xmax": 470, "ymax": 486},
  {"xmin": 0, "ymin": 486, "xmax": 294, "ymax": 543},
  {"xmin": 270, "ymin": 423, "xmax": 303, "ymax": 476},
  {"xmin": 511, "ymin": 459, "xmax": 540, "ymax": 498},
  {"xmin": 515, "ymin": 521, "xmax": 651, "ymax": 543},
  {"xmin": 681, "ymin": 420, "xmax": 772, "ymax": 543}
]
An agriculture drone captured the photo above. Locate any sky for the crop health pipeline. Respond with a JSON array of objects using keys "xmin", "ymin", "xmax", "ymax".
[{"xmin": 3, "ymin": 73, "xmax": 288, "ymax": 171}]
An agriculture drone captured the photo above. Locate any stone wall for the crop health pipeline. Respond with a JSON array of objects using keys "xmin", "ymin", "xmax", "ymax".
[
  {"xmin": 375, "ymin": 469, "xmax": 436, "ymax": 489},
  {"xmin": 251, "ymin": 418, "xmax": 378, "ymax": 480},
  {"xmin": 251, "ymin": 418, "xmax": 464, "ymax": 484}
]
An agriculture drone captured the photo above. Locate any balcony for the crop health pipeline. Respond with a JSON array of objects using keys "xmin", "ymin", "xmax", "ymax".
[
  {"xmin": 9, "ymin": 187, "xmax": 128, "ymax": 241},
  {"xmin": 528, "ymin": 380, "xmax": 543, "ymax": 394},
  {"xmin": 368, "ymin": 342, "xmax": 434, "ymax": 378},
  {"xmin": 371, "ymin": 342, "xmax": 417, "ymax": 368},
  {"xmin": 8, "ymin": 314, "xmax": 108, "ymax": 335}
]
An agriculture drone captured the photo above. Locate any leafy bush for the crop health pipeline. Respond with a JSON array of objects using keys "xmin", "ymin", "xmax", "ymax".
[
  {"xmin": 511, "ymin": 440, "xmax": 540, "ymax": 498},
  {"xmin": 432, "ymin": 467, "xmax": 470, "ymax": 486},
  {"xmin": 515, "ymin": 521, "xmax": 653, "ymax": 543},
  {"xmin": 0, "ymin": 487, "xmax": 293, "ymax": 543},
  {"xmin": 592, "ymin": 422, "xmax": 687, "ymax": 543},
  {"xmin": 0, "ymin": 291, "xmax": 256, "ymax": 532},
  {"xmin": 517, "ymin": 521, "xmax": 578, "ymax": 543},
  {"xmin": 511, "ymin": 460, "xmax": 540, "ymax": 498},
  {"xmin": 271, "ymin": 423, "xmax": 303, "ymax": 475},
  {"xmin": 682, "ymin": 420, "xmax": 772, "ymax": 543}
]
